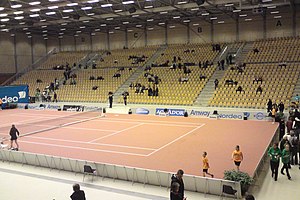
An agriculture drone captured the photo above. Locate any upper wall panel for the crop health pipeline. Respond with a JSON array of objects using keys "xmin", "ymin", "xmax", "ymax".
[
  {"xmin": 190, "ymin": 21, "xmax": 211, "ymax": 44},
  {"xmin": 0, "ymin": 33, "xmax": 15, "ymax": 73},
  {"xmin": 76, "ymin": 34, "xmax": 91, "ymax": 51},
  {"xmin": 128, "ymin": 29, "xmax": 145, "ymax": 48},
  {"xmin": 92, "ymin": 33, "xmax": 107, "ymax": 51},
  {"xmin": 214, "ymin": 20, "xmax": 237, "ymax": 43},
  {"xmin": 168, "ymin": 24, "xmax": 187, "ymax": 44},
  {"xmin": 147, "ymin": 27, "xmax": 165, "ymax": 46},
  {"xmin": 239, "ymin": 16, "xmax": 264, "ymax": 41},
  {"xmin": 109, "ymin": 31, "xmax": 125, "ymax": 50},
  {"xmin": 60, "ymin": 36, "xmax": 75, "ymax": 51}
]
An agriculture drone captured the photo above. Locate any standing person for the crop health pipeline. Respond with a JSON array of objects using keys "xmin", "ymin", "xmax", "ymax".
[
  {"xmin": 9, "ymin": 124, "xmax": 20, "ymax": 150},
  {"xmin": 171, "ymin": 169, "xmax": 185, "ymax": 200},
  {"xmin": 281, "ymin": 144, "xmax": 292, "ymax": 180},
  {"xmin": 170, "ymin": 182, "xmax": 186, "ymax": 200},
  {"xmin": 108, "ymin": 92, "xmax": 113, "ymax": 108},
  {"xmin": 214, "ymin": 79, "xmax": 219, "ymax": 90},
  {"xmin": 70, "ymin": 183, "xmax": 86, "ymax": 200},
  {"xmin": 289, "ymin": 132, "xmax": 299, "ymax": 165},
  {"xmin": 286, "ymin": 117, "xmax": 293, "ymax": 134},
  {"xmin": 202, "ymin": 152, "xmax": 214, "ymax": 178},
  {"xmin": 53, "ymin": 92, "xmax": 58, "ymax": 103},
  {"xmin": 278, "ymin": 102, "xmax": 284, "ymax": 113},
  {"xmin": 267, "ymin": 99, "xmax": 272, "ymax": 113},
  {"xmin": 232, "ymin": 145, "xmax": 243, "ymax": 171},
  {"xmin": 122, "ymin": 91, "xmax": 128, "ymax": 106},
  {"xmin": 268, "ymin": 143, "xmax": 281, "ymax": 181}
]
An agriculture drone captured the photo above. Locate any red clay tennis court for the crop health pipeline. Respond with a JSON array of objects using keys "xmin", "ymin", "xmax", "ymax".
[{"xmin": 0, "ymin": 109, "xmax": 278, "ymax": 178}]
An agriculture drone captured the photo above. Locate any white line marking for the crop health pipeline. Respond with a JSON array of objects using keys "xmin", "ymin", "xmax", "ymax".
[
  {"xmin": 20, "ymin": 140, "xmax": 148, "ymax": 157},
  {"xmin": 24, "ymin": 135, "xmax": 156, "ymax": 151},
  {"xmin": 147, "ymin": 124, "xmax": 206, "ymax": 156},
  {"xmin": 88, "ymin": 123, "xmax": 144, "ymax": 143},
  {"xmin": 33, "ymin": 124, "xmax": 118, "ymax": 132},
  {"xmin": 89, "ymin": 119, "xmax": 199, "ymax": 127}
]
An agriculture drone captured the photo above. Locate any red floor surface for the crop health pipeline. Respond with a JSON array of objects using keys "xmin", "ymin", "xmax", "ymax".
[{"xmin": 0, "ymin": 109, "xmax": 278, "ymax": 178}]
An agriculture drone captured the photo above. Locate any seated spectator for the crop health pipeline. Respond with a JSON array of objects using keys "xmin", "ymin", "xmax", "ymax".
[
  {"xmin": 179, "ymin": 77, "xmax": 189, "ymax": 83},
  {"xmin": 256, "ymin": 85, "xmax": 263, "ymax": 94},
  {"xmin": 92, "ymin": 86, "xmax": 98, "ymax": 90},
  {"xmin": 257, "ymin": 76, "xmax": 263, "ymax": 84},
  {"xmin": 148, "ymin": 87, "xmax": 153, "ymax": 96},
  {"xmin": 238, "ymin": 67, "xmax": 244, "ymax": 74},
  {"xmin": 36, "ymin": 79, "xmax": 42, "ymax": 83},
  {"xmin": 135, "ymin": 86, "xmax": 140, "ymax": 93},
  {"xmin": 198, "ymin": 61, "xmax": 202, "ymax": 68},
  {"xmin": 236, "ymin": 86, "xmax": 245, "ymax": 93},
  {"xmin": 153, "ymin": 86, "xmax": 159, "ymax": 96},
  {"xmin": 279, "ymin": 61, "xmax": 287, "ymax": 68},
  {"xmin": 89, "ymin": 76, "xmax": 95, "ymax": 80},
  {"xmin": 92, "ymin": 63, "xmax": 97, "ymax": 69},
  {"xmin": 178, "ymin": 63, "xmax": 182, "ymax": 69},
  {"xmin": 183, "ymin": 66, "xmax": 191, "ymax": 74},
  {"xmin": 145, "ymin": 65, "xmax": 151, "ymax": 71},
  {"xmin": 129, "ymin": 82, "xmax": 134, "ymax": 88},
  {"xmin": 225, "ymin": 79, "xmax": 234, "ymax": 86},
  {"xmin": 70, "ymin": 77, "xmax": 76, "ymax": 85},
  {"xmin": 128, "ymin": 67, "xmax": 132, "ymax": 71},
  {"xmin": 253, "ymin": 76, "xmax": 258, "ymax": 84},
  {"xmin": 253, "ymin": 48, "xmax": 259, "ymax": 54},
  {"xmin": 114, "ymin": 59, "xmax": 118, "ymax": 64},
  {"xmin": 118, "ymin": 67, "xmax": 125, "ymax": 71},
  {"xmin": 140, "ymin": 85, "xmax": 146, "ymax": 93},
  {"xmin": 200, "ymin": 74, "xmax": 207, "ymax": 81},
  {"xmin": 97, "ymin": 76, "xmax": 104, "ymax": 80},
  {"xmin": 170, "ymin": 63, "xmax": 177, "ymax": 70},
  {"xmin": 113, "ymin": 73, "xmax": 121, "ymax": 78}
]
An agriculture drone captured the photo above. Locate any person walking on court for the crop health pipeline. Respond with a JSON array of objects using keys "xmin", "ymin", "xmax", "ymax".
[
  {"xmin": 9, "ymin": 124, "xmax": 20, "ymax": 151},
  {"xmin": 281, "ymin": 144, "xmax": 292, "ymax": 180},
  {"xmin": 202, "ymin": 151, "xmax": 214, "ymax": 178},
  {"xmin": 232, "ymin": 145, "xmax": 243, "ymax": 171},
  {"xmin": 171, "ymin": 169, "xmax": 185, "ymax": 200},
  {"xmin": 70, "ymin": 183, "xmax": 86, "ymax": 200},
  {"xmin": 268, "ymin": 143, "xmax": 281, "ymax": 181}
]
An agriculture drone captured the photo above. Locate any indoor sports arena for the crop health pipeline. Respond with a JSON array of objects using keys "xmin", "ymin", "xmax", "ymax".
[{"xmin": 0, "ymin": 0, "xmax": 300, "ymax": 199}]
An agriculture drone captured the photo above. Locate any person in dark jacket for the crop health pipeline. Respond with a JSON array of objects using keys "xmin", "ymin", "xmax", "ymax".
[
  {"xmin": 278, "ymin": 102, "xmax": 284, "ymax": 112},
  {"xmin": 9, "ymin": 124, "xmax": 20, "ymax": 150},
  {"xmin": 171, "ymin": 169, "xmax": 185, "ymax": 199},
  {"xmin": 108, "ymin": 92, "xmax": 113, "ymax": 108},
  {"xmin": 170, "ymin": 182, "xmax": 186, "ymax": 200},
  {"xmin": 267, "ymin": 99, "xmax": 272, "ymax": 113},
  {"xmin": 70, "ymin": 183, "xmax": 86, "ymax": 200}
]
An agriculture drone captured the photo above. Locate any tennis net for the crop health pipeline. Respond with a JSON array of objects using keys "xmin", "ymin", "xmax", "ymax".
[{"xmin": 1, "ymin": 108, "xmax": 102, "ymax": 140}]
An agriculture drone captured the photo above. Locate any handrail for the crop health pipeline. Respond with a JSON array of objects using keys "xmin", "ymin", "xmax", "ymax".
[{"xmin": 1, "ymin": 48, "xmax": 57, "ymax": 86}]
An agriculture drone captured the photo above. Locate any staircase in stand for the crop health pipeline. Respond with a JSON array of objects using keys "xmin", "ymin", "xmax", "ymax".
[{"xmin": 113, "ymin": 45, "xmax": 167, "ymax": 103}]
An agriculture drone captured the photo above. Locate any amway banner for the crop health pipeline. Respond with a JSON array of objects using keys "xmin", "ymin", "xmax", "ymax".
[{"xmin": 0, "ymin": 85, "xmax": 29, "ymax": 105}]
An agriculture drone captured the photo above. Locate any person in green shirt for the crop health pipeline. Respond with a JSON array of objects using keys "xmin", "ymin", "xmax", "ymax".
[
  {"xmin": 281, "ymin": 144, "xmax": 291, "ymax": 180},
  {"xmin": 268, "ymin": 143, "xmax": 281, "ymax": 181}
]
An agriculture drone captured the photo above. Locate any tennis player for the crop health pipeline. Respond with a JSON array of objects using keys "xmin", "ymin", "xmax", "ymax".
[
  {"xmin": 202, "ymin": 151, "xmax": 214, "ymax": 178},
  {"xmin": 232, "ymin": 145, "xmax": 243, "ymax": 171},
  {"xmin": 9, "ymin": 124, "xmax": 20, "ymax": 151}
]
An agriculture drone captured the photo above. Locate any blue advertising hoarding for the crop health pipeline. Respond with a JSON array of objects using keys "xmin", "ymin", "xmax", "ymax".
[{"xmin": 0, "ymin": 85, "xmax": 29, "ymax": 106}]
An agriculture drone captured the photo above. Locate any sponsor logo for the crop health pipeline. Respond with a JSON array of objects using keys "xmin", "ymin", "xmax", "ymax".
[
  {"xmin": 218, "ymin": 113, "xmax": 243, "ymax": 119},
  {"xmin": 46, "ymin": 104, "xmax": 61, "ymax": 110},
  {"xmin": 1, "ymin": 96, "xmax": 19, "ymax": 103},
  {"xmin": 190, "ymin": 110, "xmax": 210, "ymax": 117},
  {"xmin": 18, "ymin": 91, "xmax": 26, "ymax": 98},
  {"xmin": 136, "ymin": 108, "xmax": 150, "ymax": 115},
  {"xmin": 254, "ymin": 112, "xmax": 265, "ymax": 120},
  {"xmin": 155, "ymin": 108, "xmax": 185, "ymax": 116}
]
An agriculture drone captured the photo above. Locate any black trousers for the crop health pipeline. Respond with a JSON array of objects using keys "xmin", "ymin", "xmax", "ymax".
[
  {"xmin": 281, "ymin": 163, "xmax": 291, "ymax": 179},
  {"xmin": 291, "ymin": 147, "xmax": 298, "ymax": 165},
  {"xmin": 124, "ymin": 100, "xmax": 127, "ymax": 106},
  {"xmin": 270, "ymin": 160, "xmax": 279, "ymax": 180},
  {"xmin": 109, "ymin": 101, "xmax": 113, "ymax": 108}
]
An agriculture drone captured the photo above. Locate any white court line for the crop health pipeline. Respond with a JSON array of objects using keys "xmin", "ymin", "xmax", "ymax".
[
  {"xmin": 147, "ymin": 123, "xmax": 206, "ymax": 157},
  {"xmin": 88, "ymin": 123, "xmax": 144, "ymax": 143},
  {"xmin": 33, "ymin": 124, "xmax": 118, "ymax": 132},
  {"xmin": 88, "ymin": 119, "xmax": 199, "ymax": 128},
  {"xmin": 10, "ymin": 114, "xmax": 93, "ymax": 121},
  {"xmin": 96, "ymin": 117, "xmax": 203, "ymax": 125},
  {"xmin": 24, "ymin": 135, "xmax": 156, "ymax": 151},
  {"xmin": 20, "ymin": 140, "xmax": 148, "ymax": 157}
]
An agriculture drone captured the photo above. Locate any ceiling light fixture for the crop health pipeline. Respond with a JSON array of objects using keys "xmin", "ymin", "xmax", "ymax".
[
  {"xmin": 46, "ymin": 12, "xmax": 56, "ymax": 15},
  {"xmin": 11, "ymin": 4, "xmax": 22, "ymax": 9},
  {"xmin": 82, "ymin": 6, "xmax": 93, "ymax": 10},
  {"xmin": 29, "ymin": 1, "xmax": 41, "ymax": 5},
  {"xmin": 30, "ymin": 8, "xmax": 41, "ymax": 12},
  {"xmin": 101, "ymin": 4, "xmax": 112, "ymax": 7},
  {"xmin": 122, "ymin": 1, "xmax": 134, "ymax": 5},
  {"xmin": 48, "ymin": 6, "xmax": 58, "ymax": 9}
]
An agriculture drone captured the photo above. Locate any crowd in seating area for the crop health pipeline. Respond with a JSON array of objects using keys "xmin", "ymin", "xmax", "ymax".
[
  {"xmin": 153, "ymin": 43, "xmax": 220, "ymax": 68},
  {"xmin": 119, "ymin": 64, "xmax": 216, "ymax": 105},
  {"xmin": 39, "ymin": 52, "xmax": 87, "ymax": 69},
  {"xmin": 56, "ymin": 67, "xmax": 135, "ymax": 102},
  {"xmin": 95, "ymin": 46, "xmax": 158, "ymax": 68},
  {"xmin": 245, "ymin": 37, "xmax": 300, "ymax": 63},
  {"xmin": 209, "ymin": 63, "xmax": 299, "ymax": 108}
]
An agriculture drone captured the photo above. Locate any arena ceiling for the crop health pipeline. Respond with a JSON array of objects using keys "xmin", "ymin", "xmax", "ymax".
[{"xmin": 0, "ymin": 0, "xmax": 298, "ymax": 39}]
